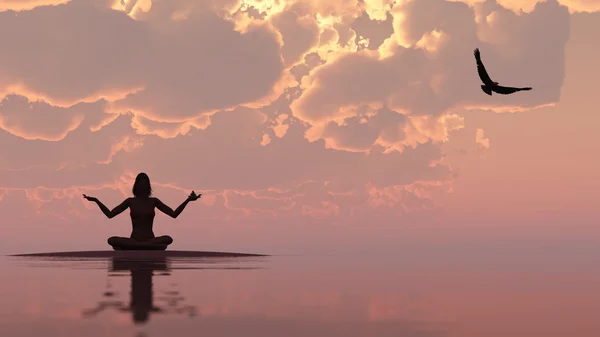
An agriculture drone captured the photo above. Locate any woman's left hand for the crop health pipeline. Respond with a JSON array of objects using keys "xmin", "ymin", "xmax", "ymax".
[{"xmin": 187, "ymin": 191, "xmax": 202, "ymax": 201}]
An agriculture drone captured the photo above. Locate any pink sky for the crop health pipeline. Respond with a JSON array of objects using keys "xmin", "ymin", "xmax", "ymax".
[{"xmin": 0, "ymin": 0, "xmax": 598, "ymax": 255}]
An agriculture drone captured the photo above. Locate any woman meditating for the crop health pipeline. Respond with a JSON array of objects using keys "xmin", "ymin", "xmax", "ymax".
[{"xmin": 83, "ymin": 172, "xmax": 201, "ymax": 250}]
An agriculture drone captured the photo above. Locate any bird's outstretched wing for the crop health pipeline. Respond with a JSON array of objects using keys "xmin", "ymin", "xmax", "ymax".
[
  {"xmin": 474, "ymin": 48, "xmax": 494, "ymax": 86},
  {"xmin": 493, "ymin": 86, "xmax": 532, "ymax": 95}
]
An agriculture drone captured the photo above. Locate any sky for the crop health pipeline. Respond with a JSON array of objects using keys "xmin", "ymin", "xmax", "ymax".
[{"xmin": 0, "ymin": 0, "xmax": 599, "ymax": 255}]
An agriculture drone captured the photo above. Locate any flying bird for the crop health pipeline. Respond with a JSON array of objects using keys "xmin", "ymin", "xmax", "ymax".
[{"xmin": 474, "ymin": 48, "xmax": 532, "ymax": 96}]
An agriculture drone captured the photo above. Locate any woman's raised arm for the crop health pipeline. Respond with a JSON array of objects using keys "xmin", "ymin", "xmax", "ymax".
[
  {"xmin": 154, "ymin": 191, "xmax": 201, "ymax": 219},
  {"xmin": 83, "ymin": 194, "xmax": 130, "ymax": 219}
]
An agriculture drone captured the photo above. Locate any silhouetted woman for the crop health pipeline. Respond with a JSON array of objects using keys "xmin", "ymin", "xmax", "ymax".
[{"xmin": 82, "ymin": 172, "xmax": 201, "ymax": 250}]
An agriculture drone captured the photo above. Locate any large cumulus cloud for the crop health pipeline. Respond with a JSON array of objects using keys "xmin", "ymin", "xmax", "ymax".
[
  {"xmin": 0, "ymin": 0, "xmax": 287, "ymax": 121},
  {"xmin": 291, "ymin": 0, "xmax": 570, "ymax": 153}
]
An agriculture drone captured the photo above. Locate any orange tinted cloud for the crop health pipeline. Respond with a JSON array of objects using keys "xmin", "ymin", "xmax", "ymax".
[
  {"xmin": 0, "ymin": 0, "xmax": 69, "ymax": 12},
  {"xmin": 475, "ymin": 128, "xmax": 489, "ymax": 150},
  {"xmin": 292, "ymin": 0, "xmax": 569, "ymax": 152},
  {"xmin": 0, "ymin": 95, "xmax": 84, "ymax": 141},
  {"xmin": 0, "ymin": 0, "xmax": 286, "ymax": 122},
  {"xmin": 492, "ymin": 0, "xmax": 600, "ymax": 13},
  {"xmin": 129, "ymin": 113, "xmax": 211, "ymax": 139}
]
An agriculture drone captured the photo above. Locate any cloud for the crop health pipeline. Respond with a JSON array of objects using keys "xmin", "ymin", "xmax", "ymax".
[
  {"xmin": 130, "ymin": 113, "xmax": 211, "ymax": 139},
  {"xmin": 290, "ymin": 0, "xmax": 569, "ymax": 152},
  {"xmin": 475, "ymin": 128, "xmax": 490, "ymax": 150},
  {"xmin": 562, "ymin": 0, "xmax": 600, "ymax": 13},
  {"xmin": 0, "ymin": 95, "xmax": 116, "ymax": 141},
  {"xmin": 113, "ymin": 106, "xmax": 452, "ymax": 191},
  {"xmin": 0, "ymin": 0, "xmax": 69, "ymax": 12},
  {"xmin": 0, "ymin": 112, "xmax": 139, "ymax": 178},
  {"xmin": 0, "ymin": 0, "xmax": 288, "ymax": 123},
  {"xmin": 491, "ymin": 0, "xmax": 600, "ymax": 14},
  {"xmin": 270, "ymin": 8, "xmax": 321, "ymax": 68}
]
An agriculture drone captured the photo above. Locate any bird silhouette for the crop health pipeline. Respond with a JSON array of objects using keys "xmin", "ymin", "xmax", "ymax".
[{"xmin": 474, "ymin": 48, "xmax": 532, "ymax": 96}]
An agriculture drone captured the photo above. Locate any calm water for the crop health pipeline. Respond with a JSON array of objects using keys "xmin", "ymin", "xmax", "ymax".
[{"xmin": 1, "ymin": 251, "xmax": 600, "ymax": 337}]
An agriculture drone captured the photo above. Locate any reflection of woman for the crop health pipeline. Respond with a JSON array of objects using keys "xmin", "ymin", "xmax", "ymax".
[
  {"xmin": 83, "ymin": 172, "xmax": 201, "ymax": 250},
  {"xmin": 82, "ymin": 257, "xmax": 197, "ymax": 324}
]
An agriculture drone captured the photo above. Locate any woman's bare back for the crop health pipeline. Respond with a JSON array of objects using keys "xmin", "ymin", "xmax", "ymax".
[{"xmin": 129, "ymin": 197, "xmax": 157, "ymax": 241}]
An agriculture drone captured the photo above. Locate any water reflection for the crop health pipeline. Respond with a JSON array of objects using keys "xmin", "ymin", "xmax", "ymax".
[
  {"xmin": 2, "ymin": 253, "xmax": 600, "ymax": 337},
  {"xmin": 82, "ymin": 257, "xmax": 197, "ymax": 324}
]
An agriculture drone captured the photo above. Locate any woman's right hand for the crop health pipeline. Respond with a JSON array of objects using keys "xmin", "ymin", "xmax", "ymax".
[{"xmin": 82, "ymin": 194, "xmax": 98, "ymax": 202}]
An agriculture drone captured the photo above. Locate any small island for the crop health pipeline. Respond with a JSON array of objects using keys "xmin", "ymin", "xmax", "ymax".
[{"xmin": 10, "ymin": 250, "xmax": 268, "ymax": 258}]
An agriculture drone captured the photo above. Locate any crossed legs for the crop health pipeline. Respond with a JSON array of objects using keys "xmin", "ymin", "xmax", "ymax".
[{"xmin": 108, "ymin": 236, "xmax": 173, "ymax": 251}]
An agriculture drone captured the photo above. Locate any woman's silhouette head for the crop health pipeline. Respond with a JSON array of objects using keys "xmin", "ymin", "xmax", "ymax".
[{"xmin": 132, "ymin": 172, "xmax": 152, "ymax": 198}]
